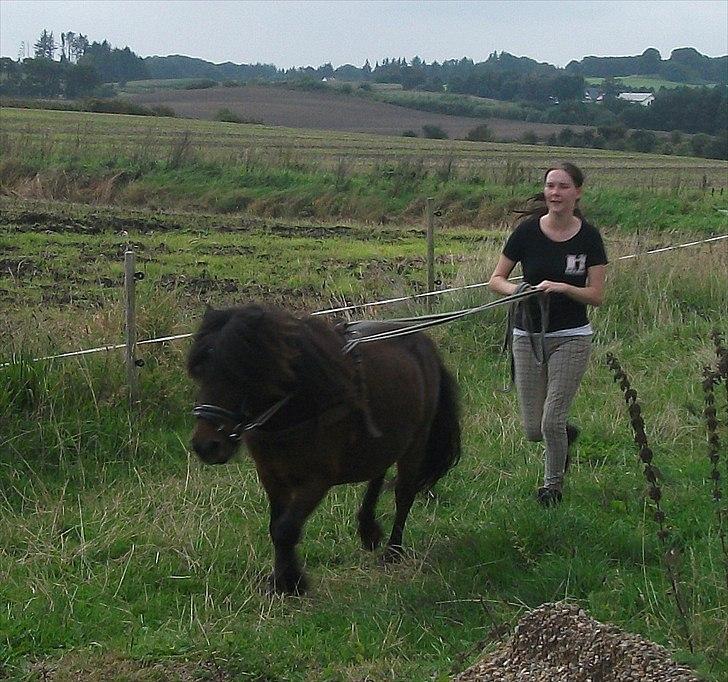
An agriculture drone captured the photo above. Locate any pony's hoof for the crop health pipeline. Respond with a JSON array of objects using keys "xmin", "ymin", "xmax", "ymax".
[
  {"xmin": 359, "ymin": 522, "xmax": 383, "ymax": 551},
  {"xmin": 265, "ymin": 571, "xmax": 308, "ymax": 595},
  {"xmin": 381, "ymin": 545, "xmax": 405, "ymax": 564}
]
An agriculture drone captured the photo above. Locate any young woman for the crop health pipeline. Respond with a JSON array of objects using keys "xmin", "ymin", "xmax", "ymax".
[{"xmin": 489, "ymin": 162, "xmax": 608, "ymax": 506}]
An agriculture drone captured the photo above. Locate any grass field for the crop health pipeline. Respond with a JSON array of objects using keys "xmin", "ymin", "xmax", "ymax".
[
  {"xmin": 1, "ymin": 108, "xmax": 727, "ymax": 679},
  {"xmin": 584, "ymin": 76, "xmax": 717, "ymax": 90},
  {"xmin": 2, "ymin": 107, "xmax": 727, "ymax": 233}
]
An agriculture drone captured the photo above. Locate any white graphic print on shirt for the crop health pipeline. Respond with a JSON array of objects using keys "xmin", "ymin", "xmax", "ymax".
[{"xmin": 565, "ymin": 253, "xmax": 587, "ymax": 275}]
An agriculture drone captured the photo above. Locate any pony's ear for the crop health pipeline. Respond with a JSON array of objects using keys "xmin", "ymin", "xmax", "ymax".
[{"xmin": 203, "ymin": 303, "xmax": 215, "ymax": 318}]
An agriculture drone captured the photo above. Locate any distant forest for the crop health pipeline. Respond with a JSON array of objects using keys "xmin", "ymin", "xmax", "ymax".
[{"xmin": 1, "ymin": 32, "xmax": 726, "ymax": 158}]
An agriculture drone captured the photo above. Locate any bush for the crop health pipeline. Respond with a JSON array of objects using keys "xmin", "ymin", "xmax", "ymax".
[
  {"xmin": 402, "ymin": 130, "xmax": 418, "ymax": 137},
  {"xmin": 150, "ymin": 105, "xmax": 176, "ymax": 118},
  {"xmin": 465, "ymin": 124, "xmax": 493, "ymax": 142},
  {"xmin": 82, "ymin": 98, "xmax": 154, "ymax": 116},
  {"xmin": 213, "ymin": 108, "xmax": 262, "ymax": 125},
  {"xmin": 520, "ymin": 130, "xmax": 538, "ymax": 145},
  {"xmin": 422, "ymin": 124, "xmax": 448, "ymax": 139},
  {"xmin": 184, "ymin": 79, "xmax": 217, "ymax": 90}
]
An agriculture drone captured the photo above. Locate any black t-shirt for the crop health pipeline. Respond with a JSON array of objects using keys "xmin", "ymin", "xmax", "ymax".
[{"xmin": 503, "ymin": 216, "xmax": 608, "ymax": 333}]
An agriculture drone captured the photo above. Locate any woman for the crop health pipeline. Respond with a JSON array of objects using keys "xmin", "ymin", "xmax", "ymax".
[{"xmin": 489, "ymin": 162, "xmax": 608, "ymax": 506}]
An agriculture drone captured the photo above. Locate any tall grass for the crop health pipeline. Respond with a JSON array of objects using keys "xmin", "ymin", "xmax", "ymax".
[
  {"xmin": 1, "ymin": 228, "xmax": 726, "ymax": 679},
  {"xmin": 1, "ymin": 124, "xmax": 725, "ymax": 231}
]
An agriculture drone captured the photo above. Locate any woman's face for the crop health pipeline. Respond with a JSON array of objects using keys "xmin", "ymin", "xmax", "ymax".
[{"xmin": 544, "ymin": 169, "xmax": 582, "ymax": 217}]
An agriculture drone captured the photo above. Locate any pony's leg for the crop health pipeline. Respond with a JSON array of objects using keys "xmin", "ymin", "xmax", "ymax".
[
  {"xmin": 383, "ymin": 466, "xmax": 419, "ymax": 563},
  {"xmin": 357, "ymin": 474, "xmax": 385, "ymax": 551},
  {"xmin": 269, "ymin": 481, "xmax": 329, "ymax": 594}
]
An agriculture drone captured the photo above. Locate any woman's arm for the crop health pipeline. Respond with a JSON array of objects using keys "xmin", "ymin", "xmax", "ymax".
[
  {"xmin": 488, "ymin": 254, "xmax": 520, "ymax": 296},
  {"xmin": 535, "ymin": 264, "xmax": 606, "ymax": 306}
]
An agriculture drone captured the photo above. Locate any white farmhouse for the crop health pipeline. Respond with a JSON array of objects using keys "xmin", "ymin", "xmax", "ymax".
[{"xmin": 617, "ymin": 92, "xmax": 655, "ymax": 106}]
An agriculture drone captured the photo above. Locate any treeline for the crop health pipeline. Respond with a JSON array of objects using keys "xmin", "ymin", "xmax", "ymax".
[
  {"xmin": 566, "ymin": 48, "xmax": 727, "ymax": 84},
  {"xmin": 0, "ymin": 29, "xmax": 148, "ymax": 98}
]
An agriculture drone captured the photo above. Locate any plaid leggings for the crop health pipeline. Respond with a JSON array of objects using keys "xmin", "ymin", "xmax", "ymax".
[{"xmin": 512, "ymin": 335, "xmax": 592, "ymax": 490}]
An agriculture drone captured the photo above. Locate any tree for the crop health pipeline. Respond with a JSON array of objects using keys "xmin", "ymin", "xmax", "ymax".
[
  {"xmin": 33, "ymin": 29, "xmax": 57, "ymax": 60},
  {"xmin": 71, "ymin": 34, "xmax": 89, "ymax": 62},
  {"xmin": 65, "ymin": 62, "xmax": 101, "ymax": 97},
  {"xmin": 23, "ymin": 57, "xmax": 63, "ymax": 96}
]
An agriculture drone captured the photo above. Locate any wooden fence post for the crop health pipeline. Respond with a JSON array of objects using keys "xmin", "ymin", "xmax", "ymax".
[
  {"xmin": 426, "ymin": 197, "xmax": 435, "ymax": 312},
  {"xmin": 124, "ymin": 247, "xmax": 139, "ymax": 406}
]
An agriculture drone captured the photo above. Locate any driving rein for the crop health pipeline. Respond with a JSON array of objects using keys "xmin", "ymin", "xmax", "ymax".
[{"xmin": 191, "ymin": 287, "xmax": 545, "ymax": 439}]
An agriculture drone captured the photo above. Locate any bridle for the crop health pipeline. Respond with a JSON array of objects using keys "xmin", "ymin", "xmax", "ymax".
[{"xmin": 192, "ymin": 395, "xmax": 291, "ymax": 443}]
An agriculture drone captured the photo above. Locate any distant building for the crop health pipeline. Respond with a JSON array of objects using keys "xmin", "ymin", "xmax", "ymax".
[
  {"xmin": 617, "ymin": 92, "xmax": 655, "ymax": 106},
  {"xmin": 584, "ymin": 87, "xmax": 604, "ymax": 103}
]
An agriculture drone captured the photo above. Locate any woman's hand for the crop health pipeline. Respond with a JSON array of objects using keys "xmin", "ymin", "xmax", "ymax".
[
  {"xmin": 536, "ymin": 265, "xmax": 606, "ymax": 307},
  {"xmin": 536, "ymin": 280, "xmax": 568, "ymax": 294}
]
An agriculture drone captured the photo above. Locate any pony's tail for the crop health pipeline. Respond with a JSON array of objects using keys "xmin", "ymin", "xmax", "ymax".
[{"xmin": 417, "ymin": 362, "xmax": 461, "ymax": 492}]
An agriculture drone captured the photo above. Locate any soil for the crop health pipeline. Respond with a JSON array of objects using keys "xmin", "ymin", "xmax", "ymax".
[{"xmin": 128, "ymin": 84, "xmax": 588, "ymax": 141}]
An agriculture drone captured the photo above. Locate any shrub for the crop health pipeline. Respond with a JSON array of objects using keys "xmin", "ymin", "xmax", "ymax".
[
  {"xmin": 184, "ymin": 79, "xmax": 217, "ymax": 90},
  {"xmin": 465, "ymin": 124, "xmax": 493, "ymax": 142},
  {"xmin": 150, "ymin": 105, "xmax": 176, "ymax": 118},
  {"xmin": 402, "ymin": 130, "xmax": 418, "ymax": 137},
  {"xmin": 422, "ymin": 124, "xmax": 448, "ymax": 139},
  {"xmin": 520, "ymin": 130, "xmax": 538, "ymax": 145},
  {"xmin": 213, "ymin": 108, "xmax": 262, "ymax": 125},
  {"xmin": 82, "ymin": 98, "xmax": 154, "ymax": 116}
]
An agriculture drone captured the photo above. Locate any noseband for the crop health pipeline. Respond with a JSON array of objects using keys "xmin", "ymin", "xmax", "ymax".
[{"xmin": 192, "ymin": 395, "xmax": 291, "ymax": 443}]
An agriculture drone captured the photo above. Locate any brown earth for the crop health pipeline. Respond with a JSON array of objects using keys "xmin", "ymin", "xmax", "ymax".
[{"xmin": 127, "ymin": 85, "xmax": 588, "ymax": 140}]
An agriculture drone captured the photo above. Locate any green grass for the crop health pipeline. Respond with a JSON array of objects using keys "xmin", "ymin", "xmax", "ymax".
[
  {"xmin": 1, "ymin": 107, "xmax": 727, "ymax": 232},
  {"xmin": 1, "ymin": 191, "xmax": 727, "ymax": 679},
  {"xmin": 0, "ymin": 109, "xmax": 727, "ymax": 679},
  {"xmin": 585, "ymin": 76, "xmax": 718, "ymax": 90},
  {"xmin": 118, "ymin": 79, "xmax": 219, "ymax": 95}
]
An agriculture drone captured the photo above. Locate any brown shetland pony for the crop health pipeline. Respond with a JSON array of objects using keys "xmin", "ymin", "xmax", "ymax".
[{"xmin": 187, "ymin": 304, "xmax": 461, "ymax": 594}]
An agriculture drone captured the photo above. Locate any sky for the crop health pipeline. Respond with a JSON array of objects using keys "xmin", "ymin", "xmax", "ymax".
[{"xmin": 1, "ymin": 0, "xmax": 727, "ymax": 68}]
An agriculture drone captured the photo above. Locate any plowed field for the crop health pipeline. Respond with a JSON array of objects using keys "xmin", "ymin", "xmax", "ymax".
[{"xmin": 128, "ymin": 84, "xmax": 588, "ymax": 140}]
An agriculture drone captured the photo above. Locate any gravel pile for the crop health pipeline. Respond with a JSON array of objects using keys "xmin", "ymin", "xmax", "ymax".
[{"xmin": 454, "ymin": 601, "xmax": 700, "ymax": 682}]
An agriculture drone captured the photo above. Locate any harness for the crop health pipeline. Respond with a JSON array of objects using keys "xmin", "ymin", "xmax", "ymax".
[
  {"xmin": 503, "ymin": 283, "xmax": 550, "ymax": 389},
  {"xmin": 192, "ymin": 288, "xmax": 545, "ymax": 440},
  {"xmin": 192, "ymin": 395, "xmax": 291, "ymax": 444}
]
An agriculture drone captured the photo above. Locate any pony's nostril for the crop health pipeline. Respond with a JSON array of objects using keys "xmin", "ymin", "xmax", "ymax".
[{"xmin": 194, "ymin": 439, "xmax": 220, "ymax": 460}]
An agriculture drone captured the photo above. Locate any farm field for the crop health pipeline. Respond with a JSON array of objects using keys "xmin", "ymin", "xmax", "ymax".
[
  {"xmin": 3, "ymin": 107, "xmax": 725, "ymax": 186},
  {"xmin": 1, "ymin": 109, "xmax": 727, "ymax": 680},
  {"xmin": 2, "ymin": 106, "xmax": 727, "ymax": 231},
  {"xmin": 124, "ymin": 84, "xmax": 588, "ymax": 141},
  {"xmin": 584, "ymin": 75, "xmax": 717, "ymax": 90}
]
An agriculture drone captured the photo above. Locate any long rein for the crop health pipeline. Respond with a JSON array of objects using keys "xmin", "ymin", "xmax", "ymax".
[{"xmin": 192, "ymin": 287, "xmax": 544, "ymax": 439}]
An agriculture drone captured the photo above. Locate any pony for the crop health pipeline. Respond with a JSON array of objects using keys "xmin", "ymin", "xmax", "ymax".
[{"xmin": 187, "ymin": 304, "xmax": 461, "ymax": 594}]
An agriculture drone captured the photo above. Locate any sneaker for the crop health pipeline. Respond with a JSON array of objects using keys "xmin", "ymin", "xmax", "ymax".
[
  {"xmin": 564, "ymin": 423, "xmax": 580, "ymax": 473},
  {"xmin": 536, "ymin": 486, "xmax": 563, "ymax": 507}
]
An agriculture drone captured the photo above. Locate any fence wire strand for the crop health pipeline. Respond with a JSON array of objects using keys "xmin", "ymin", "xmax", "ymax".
[{"xmin": 2, "ymin": 233, "xmax": 726, "ymax": 368}]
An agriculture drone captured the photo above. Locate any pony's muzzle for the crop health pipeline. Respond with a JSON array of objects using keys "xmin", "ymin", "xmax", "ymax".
[{"xmin": 192, "ymin": 436, "xmax": 232, "ymax": 464}]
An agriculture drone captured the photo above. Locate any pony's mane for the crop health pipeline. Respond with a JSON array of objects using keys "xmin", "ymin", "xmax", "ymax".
[{"xmin": 188, "ymin": 304, "xmax": 356, "ymax": 408}]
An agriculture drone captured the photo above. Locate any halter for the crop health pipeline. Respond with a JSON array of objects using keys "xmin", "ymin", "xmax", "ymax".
[{"xmin": 192, "ymin": 395, "xmax": 291, "ymax": 443}]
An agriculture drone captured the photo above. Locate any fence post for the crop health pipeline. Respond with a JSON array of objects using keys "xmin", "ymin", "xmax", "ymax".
[
  {"xmin": 124, "ymin": 246, "xmax": 139, "ymax": 406},
  {"xmin": 425, "ymin": 197, "xmax": 435, "ymax": 312}
]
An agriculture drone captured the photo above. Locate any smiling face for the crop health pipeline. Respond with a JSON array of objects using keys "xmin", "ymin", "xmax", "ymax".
[{"xmin": 544, "ymin": 168, "xmax": 582, "ymax": 217}]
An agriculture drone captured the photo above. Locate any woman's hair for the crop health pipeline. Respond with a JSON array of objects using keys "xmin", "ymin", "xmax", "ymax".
[
  {"xmin": 544, "ymin": 162, "xmax": 584, "ymax": 188},
  {"xmin": 514, "ymin": 162, "xmax": 585, "ymax": 223}
]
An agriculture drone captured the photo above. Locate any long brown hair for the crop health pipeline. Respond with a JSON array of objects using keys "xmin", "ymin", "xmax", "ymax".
[{"xmin": 514, "ymin": 162, "xmax": 585, "ymax": 223}]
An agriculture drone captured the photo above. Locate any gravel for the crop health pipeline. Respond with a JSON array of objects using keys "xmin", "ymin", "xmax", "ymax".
[{"xmin": 453, "ymin": 601, "xmax": 700, "ymax": 682}]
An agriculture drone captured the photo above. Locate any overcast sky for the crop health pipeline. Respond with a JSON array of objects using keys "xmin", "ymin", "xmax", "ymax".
[{"xmin": 2, "ymin": 0, "xmax": 727, "ymax": 68}]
